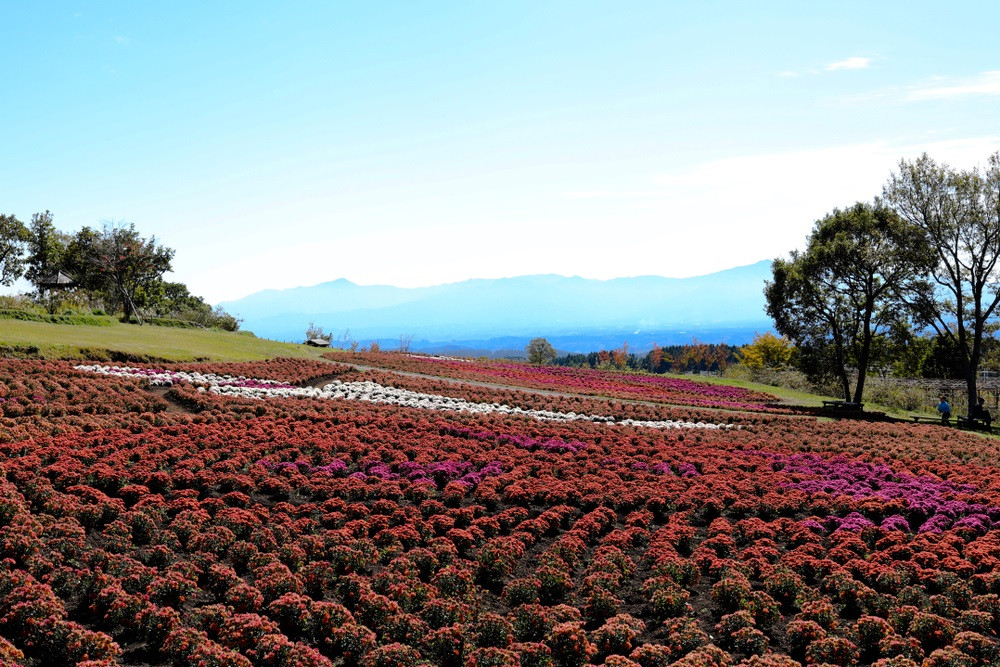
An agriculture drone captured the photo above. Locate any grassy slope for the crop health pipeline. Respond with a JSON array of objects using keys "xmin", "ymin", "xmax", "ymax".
[
  {"xmin": 0, "ymin": 319, "xmax": 326, "ymax": 362},
  {"xmin": 670, "ymin": 371, "xmax": 919, "ymax": 420}
]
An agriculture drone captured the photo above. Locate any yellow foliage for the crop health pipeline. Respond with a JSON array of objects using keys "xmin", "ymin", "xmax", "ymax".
[{"xmin": 737, "ymin": 332, "xmax": 795, "ymax": 370}]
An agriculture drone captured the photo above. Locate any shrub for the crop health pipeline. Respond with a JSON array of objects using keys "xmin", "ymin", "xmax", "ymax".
[
  {"xmin": 785, "ymin": 620, "xmax": 826, "ymax": 655},
  {"xmin": 502, "ymin": 577, "xmax": 541, "ymax": 606},
  {"xmin": 852, "ymin": 615, "xmax": 893, "ymax": 656},
  {"xmin": 511, "ymin": 642, "xmax": 553, "ymax": 667},
  {"xmin": 474, "ymin": 612, "xmax": 515, "ymax": 648},
  {"xmin": 629, "ymin": 644, "xmax": 676, "ymax": 667},
  {"xmin": 545, "ymin": 622, "xmax": 595, "ymax": 667},
  {"xmin": 328, "ymin": 624, "xmax": 377, "ymax": 665},
  {"xmin": 804, "ymin": 636, "xmax": 859, "ymax": 666},
  {"xmin": 583, "ymin": 587, "xmax": 623, "ymax": 624},
  {"xmin": 711, "ymin": 575, "xmax": 753, "ymax": 613},
  {"xmin": 730, "ymin": 626, "xmax": 769, "ymax": 656},
  {"xmin": 591, "ymin": 615, "xmax": 645, "ymax": 658},
  {"xmin": 877, "ymin": 635, "xmax": 924, "ymax": 663},
  {"xmin": 920, "ymin": 647, "xmax": 976, "ymax": 667},
  {"xmin": 662, "ymin": 617, "xmax": 710, "ymax": 656},
  {"xmin": 648, "ymin": 583, "xmax": 690, "ymax": 619},
  {"xmin": 908, "ymin": 612, "xmax": 956, "ymax": 653},
  {"xmin": 951, "ymin": 630, "xmax": 1000, "ymax": 663},
  {"xmin": 465, "ymin": 647, "xmax": 520, "ymax": 667},
  {"xmin": 362, "ymin": 642, "xmax": 424, "ymax": 667},
  {"xmin": 422, "ymin": 624, "xmax": 467, "ymax": 667}
]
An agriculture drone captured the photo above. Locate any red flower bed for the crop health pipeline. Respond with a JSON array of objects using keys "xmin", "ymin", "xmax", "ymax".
[{"xmin": 0, "ymin": 358, "xmax": 999, "ymax": 665}]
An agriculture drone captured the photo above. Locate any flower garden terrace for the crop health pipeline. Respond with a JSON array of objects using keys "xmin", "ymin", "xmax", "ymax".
[
  {"xmin": 3, "ymin": 359, "xmax": 1000, "ymax": 665},
  {"xmin": 322, "ymin": 351, "xmax": 787, "ymax": 414}
]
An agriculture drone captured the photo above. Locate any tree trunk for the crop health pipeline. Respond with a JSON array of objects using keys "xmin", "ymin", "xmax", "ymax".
[
  {"xmin": 853, "ymin": 364, "xmax": 868, "ymax": 405},
  {"xmin": 967, "ymin": 327, "xmax": 983, "ymax": 416},
  {"xmin": 852, "ymin": 310, "xmax": 874, "ymax": 404},
  {"xmin": 831, "ymin": 328, "xmax": 852, "ymax": 401}
]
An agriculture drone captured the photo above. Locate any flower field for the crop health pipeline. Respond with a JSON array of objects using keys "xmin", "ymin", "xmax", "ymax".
[
  {"xmin": 322, "ymin": 353, "xmax": 782, "ymax": 413},
  {"xmin": 2, "ymin": 358, "xmax": 1000, "ymax": 666}
]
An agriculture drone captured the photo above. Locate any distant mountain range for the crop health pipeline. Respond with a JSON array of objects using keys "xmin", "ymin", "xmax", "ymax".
[{"xmin": 219, "ymin": 260, "xmax": 774, "ymax": 354}]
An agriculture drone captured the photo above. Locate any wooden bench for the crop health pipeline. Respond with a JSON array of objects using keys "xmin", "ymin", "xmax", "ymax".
[
  {"xmin": 822, "ymin": 400, "xmax": 865, "ymax": 411},
  {"xmin": 956, "ymin": 415, "xmax": 993, "ymax": 431},
  {"xmin": 910, "ymin": 415, "xmax": 948, "ymax": 424}
]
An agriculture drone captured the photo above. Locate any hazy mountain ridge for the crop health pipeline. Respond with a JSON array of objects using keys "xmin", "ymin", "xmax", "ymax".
[{"xmin": 220, "ymin": 261, "xmax": 774, "ymax": 353}]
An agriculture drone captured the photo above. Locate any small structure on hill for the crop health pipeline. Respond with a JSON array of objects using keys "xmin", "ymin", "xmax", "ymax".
[
  {"xmin": 306, "ymin": 338, "xmax": 331, "ymax": 347},
  {"xmin": 38, "ymin": 270, "xmax": 76, "ymax": 291}
]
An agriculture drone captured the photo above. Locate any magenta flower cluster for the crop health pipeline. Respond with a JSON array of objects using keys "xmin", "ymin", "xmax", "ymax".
[{"xmin": 757, "ymin": 452, "xmax": 999, "ymax": 534}]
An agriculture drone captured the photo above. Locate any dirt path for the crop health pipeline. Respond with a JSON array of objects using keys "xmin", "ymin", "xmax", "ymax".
[{"xmin": 147, "ymin": 386, "xmax": 198, "ymax": 414}]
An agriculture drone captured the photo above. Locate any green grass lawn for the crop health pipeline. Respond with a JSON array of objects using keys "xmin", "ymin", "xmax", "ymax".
[
  {"xmin": 0, "ymin": 318, "xmax": 327, "ymax": 362},
  {"xmin": 648, "ymin": 371, "xmax": 920, "ymax": 420}
]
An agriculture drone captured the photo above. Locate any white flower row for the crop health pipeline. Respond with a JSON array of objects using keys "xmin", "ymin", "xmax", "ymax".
[
  {"xmin": 205, "ymin": 379, "xmax": 734, "ymax": 430},
  {"xmin": 73, "ymin": 364, "xmax": 292, "ymax": 389},
  {"xmin": 73, "ymin": 363, "xmax": 734, "ymax": 430}
]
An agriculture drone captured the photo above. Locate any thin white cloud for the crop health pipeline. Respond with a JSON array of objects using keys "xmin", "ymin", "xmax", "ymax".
[
  {"xmin": 191, "ymin": 137, "xmax": 1000, "ymax": 302},
  {"xmin": 907, "ymin": 70, "xmax": 1000, "ymax": 101},
  {"xmin": 113, "ymin": 35, "xmax": 132, "ymax": 45},
  {"xmin": 825, "ymin": 57, "xmax": 871, "ymax": 71},
  {"xmin": 776, "ymin": 70, "xmax": 799, "ymax": 78}
]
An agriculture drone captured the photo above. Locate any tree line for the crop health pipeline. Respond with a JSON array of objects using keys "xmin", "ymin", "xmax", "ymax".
[
  {"xmin": 0, "ymin": 212, "xmax": 238, "ymax": 330},
  {"xmin": 766, "ymin": 151, "xmax": 1000, "ymax": 415},
  {"xmin": 545, "ymin": 340, "xmax": 739, "ymax": 373}
]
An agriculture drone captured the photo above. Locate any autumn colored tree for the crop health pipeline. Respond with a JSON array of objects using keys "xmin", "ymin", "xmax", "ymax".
[
  {"xmin": 92, "ymin": 222, "xmax": 174, "ymax": 323},
  {"xmin": 647, "ymin": 344, "xmax": 664, "ymax": 372},
  {"xmin": 737, "ymin": 332, "xmax": 795, "ymax": 370},
  {"xmin": 610, "ymin": 341, "xmax": 630, "ymax": 369}
]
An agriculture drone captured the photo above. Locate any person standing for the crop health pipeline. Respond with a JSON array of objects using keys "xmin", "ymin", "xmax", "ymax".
[{"xmin": 937, "ymin": 396, "xmax": 951, "ymax": 425}]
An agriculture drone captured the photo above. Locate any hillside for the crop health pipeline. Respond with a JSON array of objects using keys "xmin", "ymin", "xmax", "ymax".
[{"xmin": 0, "ymin": 318, "xmax": 327, "ymax": 362}]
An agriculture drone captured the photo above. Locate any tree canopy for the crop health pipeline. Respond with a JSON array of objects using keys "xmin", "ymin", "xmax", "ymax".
[
  {"xmin": 0, "ymin": 214, "xmax": 29, "ymax": 287},
  {"xmin": 92, "ymin": 222, "xmax": 174, "ymax": 323},
  {"xmin": 766, "ymin": 201, "xmax": 929, "ymax": 402},
  {"xmin": 526, "ymin": 337, "xmax": 557, "ymax": 365},
  {"xmin": 883, "ymin": 151, "xmax": 1000, "ymax": 413}
]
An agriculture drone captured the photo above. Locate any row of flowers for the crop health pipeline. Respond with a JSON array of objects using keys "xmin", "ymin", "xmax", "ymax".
[
  {"xmin": 75, "ymin": 363, "xmax": 298, "ymax": 389},
  {"xmin": 72, "ymin": 364, "xmax": 737, "ymax": 431},
  {"xmin": 325, "ymin": 351, "xmax": 783, "ymax": 412},
  {"xmin": 335, "ymin": 366, "xmax": 771, "ymax": 427}
]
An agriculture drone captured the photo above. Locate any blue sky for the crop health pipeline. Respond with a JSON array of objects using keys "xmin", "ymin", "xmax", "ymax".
[{"xmin": 3, "ymin": 2, "xmax": 999, "ymax": 303}]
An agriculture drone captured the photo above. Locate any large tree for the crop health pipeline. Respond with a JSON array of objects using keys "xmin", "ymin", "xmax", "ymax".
[
  {"xmin": 0, "ymin": 214, "xmax": 30, "ymax": 286},
  {"xmin": 61, "ymin": 226, "xmax": 104, "ymax": 292},
  {"xmin": 883, "ymin": 151, "xmax": 1000, "ymax": 415},
  {"xmin": 526, "ymin": 337, "xmax": 557, "ymax": 365},
  {"xmin": 93, "ymin": 222, "xmax": 174, "ymax": 323},
  {"xmin": 766, "ymin": 202, "xmax": 928, "ymax": 402},
  {"xmin": 23, "ymin": 211, "xmax": 68, "ymax": 296}
]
